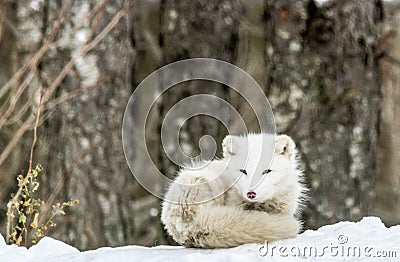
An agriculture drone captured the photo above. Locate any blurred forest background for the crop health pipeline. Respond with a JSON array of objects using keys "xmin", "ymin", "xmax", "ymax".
[{"xmin": 1, "ymin": 0, "xmax": 400, "ymax": 250}]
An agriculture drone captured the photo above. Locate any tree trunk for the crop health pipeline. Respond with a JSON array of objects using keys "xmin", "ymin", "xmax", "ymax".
[
  {"xmin": 0, "ymin": 1, "xmax": 21, "ymax": 204},
  {"xmin": 156, "ymin": 0, "xmax": 242, "ymax": 178},
  {"xmin": 263, "ymin": 0, "xmax": 382, "ymax": 228},
  {"xmin": 375, "ymin": 2, "xmax": 400, "ymax": 226}
]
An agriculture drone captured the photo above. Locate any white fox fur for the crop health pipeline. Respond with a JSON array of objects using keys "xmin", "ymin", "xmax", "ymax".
[{"xmin": 161, "ymin": 133, "xmax": 306, "ymax": 248}]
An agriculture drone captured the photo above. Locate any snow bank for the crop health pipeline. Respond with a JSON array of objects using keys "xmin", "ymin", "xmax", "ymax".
[{"xmin": 1, "ymin": 217, "xmax": 399, "ymax": 261}]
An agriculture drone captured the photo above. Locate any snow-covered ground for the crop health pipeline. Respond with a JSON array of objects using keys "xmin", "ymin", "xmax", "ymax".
[{"xmin": 1, "ymin": 217, "xmax": 399, "ymax": 261}]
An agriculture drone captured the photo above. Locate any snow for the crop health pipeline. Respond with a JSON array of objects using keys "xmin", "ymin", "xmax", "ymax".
[{"xmin": 1, "ymin": 217, "xmax": 399, "ymax": 261}]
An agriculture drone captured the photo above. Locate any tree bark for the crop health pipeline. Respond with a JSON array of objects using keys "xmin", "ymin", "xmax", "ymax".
[
  {"xmin": 263, "ymin": 0, "xmax": 382, "ymax": 228},
  {"xmin": 156, "ymin": 0, "xmax": 242, "ymax": 178},
  {"xmin": 0, "ymin": 0, "xmax": 20, "ymax": 204},
  {"xmin": 375, "ymin": 2, "xmax": 400, "ymax": 226}
]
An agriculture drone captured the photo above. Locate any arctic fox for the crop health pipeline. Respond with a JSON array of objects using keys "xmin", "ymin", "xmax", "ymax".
[{"xmin": 161, "ymin": 133, "xmax": 306, "ymax": 248}]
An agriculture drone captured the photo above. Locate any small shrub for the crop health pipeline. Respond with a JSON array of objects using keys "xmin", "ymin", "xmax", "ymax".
[{"xmin": 6, "ymin": 164, "xmax": 79, "ymax": 247}]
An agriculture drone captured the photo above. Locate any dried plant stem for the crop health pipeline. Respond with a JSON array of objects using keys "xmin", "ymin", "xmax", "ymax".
[
  {"xmin": 28, "ymin": 90, "xmax": 44, "ymax": 174},
  {"xmin": 5, "ymin": 89, "xmax": 44, "ymax": 243}
]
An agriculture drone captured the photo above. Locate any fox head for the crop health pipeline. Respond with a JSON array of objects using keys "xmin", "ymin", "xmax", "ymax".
[{"xmin": 222, "ymin": 133, "xmax": 300, "ymax": 202}]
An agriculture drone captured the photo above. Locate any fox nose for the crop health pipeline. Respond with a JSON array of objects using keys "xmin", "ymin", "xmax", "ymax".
[{"xmin": 247, "ymin": 191, "xmax": 256, "ymax": 199}]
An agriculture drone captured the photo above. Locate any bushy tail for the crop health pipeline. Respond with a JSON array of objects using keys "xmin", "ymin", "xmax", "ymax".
[
  {"xmin": 182, "ymin": 205, "xmax": 300, "ymax": 248},
  {"xmin": 161, "ymin": 164, "xmax": 300, "ymax": 248}
]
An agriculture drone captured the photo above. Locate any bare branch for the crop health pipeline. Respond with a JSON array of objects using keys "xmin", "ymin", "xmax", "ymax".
[{"xmin": 0, "ymin": 0, "xmax": 135, "ymax": 168}]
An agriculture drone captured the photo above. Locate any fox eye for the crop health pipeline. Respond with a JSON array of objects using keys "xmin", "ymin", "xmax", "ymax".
[
  {"xmin": 262, "ymin": 169, "xmax": 272, "ymax": 175},
  {"xmin": 239, "ymin": 169, "xmax": 247, "ymax": 175}
]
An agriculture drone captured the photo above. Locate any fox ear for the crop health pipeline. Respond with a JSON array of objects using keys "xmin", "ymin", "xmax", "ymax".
[
  {"xmin": 222, "ymin": 135, "xmax": 238, "ymax": 157},
  {"xmin": 275, "ymin": 134, "xmax": 295, "ymax": 158}
]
